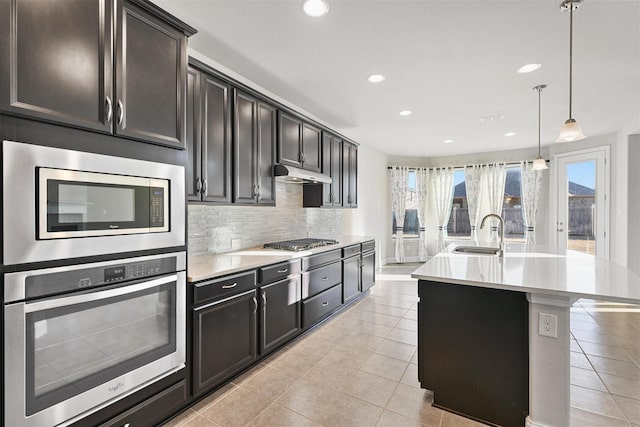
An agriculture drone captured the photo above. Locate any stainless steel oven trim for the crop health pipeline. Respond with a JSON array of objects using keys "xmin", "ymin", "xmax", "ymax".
[
  {"xmin": 2, "ymin": 140, "xmax": 185, "ymax": 265},
  {"xmin": 4, "ymin": 251, "xmax": 186, "ymax": 303},
  {"xmin": 38, "ymin": 167, "xmax": 170, "ymax": 239},
  {"xmin": 3, "ymin": 271, "xmax": 186, "ymax": 427}
]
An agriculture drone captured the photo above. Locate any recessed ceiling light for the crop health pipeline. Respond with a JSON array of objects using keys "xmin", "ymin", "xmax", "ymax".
[
  {"xmin": 367, "ymin": 74, "xmax": 386, "ymax": 83},
  {"xmin": 302, "ymin": 0, "xmax": 330, "ymax": 17},
  {"xmin": 517, "ymin": 63, "xmax": 542, "ymax": 74},
  {"xmin": 399, "ymin": 110, "xmax": 413, "ymax": 116},
  {"xmin": 505, "ymin": 132, "xmax": 516, "ymax": 137},
  {"xmin": 443, "ymin": 139, "xmax": 453, "ymax": 144}
]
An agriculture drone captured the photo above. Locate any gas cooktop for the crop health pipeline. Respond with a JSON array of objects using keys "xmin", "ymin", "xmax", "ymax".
[{"xmin": 263, "ymin": 238, "xmax": 339, "ymax": 251}]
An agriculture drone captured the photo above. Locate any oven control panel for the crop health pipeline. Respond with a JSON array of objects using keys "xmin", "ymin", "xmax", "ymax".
[{"xmin": 24, "ymin": 257, "xmax": 177, "ymax": 300}]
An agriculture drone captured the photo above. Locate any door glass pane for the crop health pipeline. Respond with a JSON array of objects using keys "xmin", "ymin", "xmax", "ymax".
[
  {"xmin": 566, "ymin": 160, "xmax": 596, "ymax": 255},
  {"xmin": 27, "ymin": 284, "xmax": 175, "ymax": 415}
]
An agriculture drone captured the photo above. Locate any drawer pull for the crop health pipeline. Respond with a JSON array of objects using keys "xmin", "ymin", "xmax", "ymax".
[
  {"xmin": 277, "ymin": 268, "xmax": 288, "ymax": 273},
  {"xmin": 321, "ymin": 302, "xmax": 329, "ymax": 306},
  {"xmin": 222, "ymin": 283, "xmax": 238, "ymax": 289},
  {"xmin": 321, "ymin": 277, "xmax": 328, "ymax": 281}
]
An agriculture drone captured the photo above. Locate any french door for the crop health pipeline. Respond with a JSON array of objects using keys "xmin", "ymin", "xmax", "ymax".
[{"xmin": 554, "ymin": 147, "xmax": 609, "ymax": 258}]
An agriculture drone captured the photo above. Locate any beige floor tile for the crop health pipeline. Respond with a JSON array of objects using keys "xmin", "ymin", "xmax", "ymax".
[
  {"xmin": 600, "ymin": 372, "xmax": 640, "ymax": 400},
  {"xmin": 570, "ymin": 407, "xmax": 631, "ymax": 427},
  {"xmin": 571, "ymin": 329, "xmax": 621, "ymax": 346},
  {"xmin": 613, "ymin": 334, "xmax": 640, "ymax": 352},
  {"xmin": 362, "ymin": 303, "xmax": 409, "ymax": 317},
  {"xmin": 571, "ymin": 351, "xmax": 593, "ymax": 369},
  {"xmin": 440, "ymin": 411, "xmax": 487, "ymax": 427},
  {"xmin": 191, "ymin": 383, "xmax": 237, "ymax": 413},
  {"xmin": 571, "ymin": 312, "xmax": 598, "ymax": 324},
  {"xmin": 571, "ymin": 319, "xmax": 605, "ymax": 333},
  {"xmin": 627, "ymin": 349, "xmax": 640, "ymax": 366},
  {"xmin": 570, "ymin": 385, "xmax": 627, "ymax": 420},
  {"xmin": 246, "ymin": 403, "xmax": 317, "ymax": 426},
  {"xmin": 376, "ymin": 409, "xmax": 426, "ymax": 426},
  {"xmin": 375, "ymin": 338, "xmax": 416, "ymax": 362},
  {"xmin": 587, "ymin": 354, "xmax": 640, "ymax": 380},
  {"xmin": 577, "ymin": 341, "xmax": 634, "ymax": 362},
  {"xmin": 357, "ymin": 322, "xmax": 393, "ymax": 338},
  {"xmin": 276, "ymin": 378, "xmax": 338, "ymax": 424},
  {"xmin": 614, "ymin": 395, "xmax": 640, "ymax": 424},
  {"xmin": 340, "ymin": 370, "xmax": 398, "ymax": 407},
  {"xmin": 337, "ymin": 332, "xmax": 385, "ymax": 353},
  {"xmin": 571, "ymin": 366, "xmax": 607, "ymax": 392},
  {"xmin": 303, "ymin": 357, "xmax": 359, "ymax": 391},
  {"xmin": 328, "ymin": 392, "xmax": 385, "ymax": 426},
  {"xmin": 404, "ymin": 310, "xmax": 418, "ymax": 320},
  {"xmin": 368, "ymin": 312, "xmax": 403, "ymax": 327},
  {"xmin": 571, "ymin": 340, "xmax": 582, "ymax": 353},
  {"xmin": 401, "ymin": 362, "xmax": 421, "ymax": 389},
  {"xmin": 229, "ymin": 362, "xmax": 267, "ymax": 386},
  {"xmin": 361, "ymin": 353, "xmax": 410, "ymax": 382},
  {"xmin": 385, "ymin": 384, "xmax": 443, "ymax": 427},
  {"xmin": 162, "ymin": 408, "xmax": 200, "ymax": 427},
  {"xmin": 268, "ymin": 348, "xmax": 322, "ymax": 378},
  {"xmin": 239, "ymin": 365, "xmax": 298, "ymax": 401},
  {"xmin": 322, "ymin": 347, "xmax": 375, "ymax": 370},
  {"xmin": 386, "ymin": 328, "xmax": 418, "ymax": 346},
  {"xmin": 411, "ymin": 351, "xmax": 419, "ymax": 364},
  {"xmin": 181, "ymin": 414, "xmax": 221, "ymax": 427},
  {"xmin": 396, "ymin": 318, "xmax": 418, "ymax": 332},
  {"xmin": 199, "ymin": 387, "xmax": 271, "ymax": 426}
]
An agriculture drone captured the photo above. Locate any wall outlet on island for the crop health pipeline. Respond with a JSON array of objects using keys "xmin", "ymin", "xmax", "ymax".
[{"xmin": 538, "ymin": 312, "xmax": 558, "ymax": 338}]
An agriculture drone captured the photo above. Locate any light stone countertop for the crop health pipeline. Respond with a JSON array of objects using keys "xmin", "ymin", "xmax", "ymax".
[
  {"xmin": 411, "ymin": 242, "xmax": 640, "ymax": 304},
  {"xmin": 188, "ymin": 236, "xmax": 375, "ymax": 283}
]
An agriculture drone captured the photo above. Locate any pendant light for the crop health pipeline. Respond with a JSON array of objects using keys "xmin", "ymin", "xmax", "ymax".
[
  {"xmin": 532, "ymin": 85, "xmax": 549, "ymax": 171},
  {"xmin": 556, "ymin": 0, "xmax": 586, "ymax": 143}
]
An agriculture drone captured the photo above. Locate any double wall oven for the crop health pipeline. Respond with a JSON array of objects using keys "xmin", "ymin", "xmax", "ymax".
[{"xmin": 2, "ymin": 141, "xmax": 187, "ymax": 426}]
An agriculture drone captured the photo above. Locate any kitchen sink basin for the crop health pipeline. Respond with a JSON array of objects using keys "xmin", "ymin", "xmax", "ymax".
[{"xmin": 452, "ymin": 246, "xmax": 501, "ymax": 255}]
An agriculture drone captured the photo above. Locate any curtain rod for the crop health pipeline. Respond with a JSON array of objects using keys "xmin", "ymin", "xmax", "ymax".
[{"xmin": 386, "ymin": 159, "xmax": 549, "ymax": 170}]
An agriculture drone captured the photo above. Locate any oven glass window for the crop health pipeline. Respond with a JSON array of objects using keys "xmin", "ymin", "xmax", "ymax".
[
  {"xmin": 57, "ymin": 184, "xmax": 136, "ymax": 223},
  {"xmin": 25, "ymin": 282, "xmax": 176, "ymax": 416}
]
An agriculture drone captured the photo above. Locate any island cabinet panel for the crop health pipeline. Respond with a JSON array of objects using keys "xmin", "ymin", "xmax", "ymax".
[
  {"xmin": 361, "ymin": 249, "xmax": 375, "ymax": 292},
  {"xmin": 417, "ymin": 280, "xmax": 528, "ymax": 427},
  {"xmin": 302, "ymin": 284, "xmax": 342, "ymax": 329},
  {"xmin": 342, "ymin": 254, "xmax": 361, "ymax": 303},
  {"xmin": 259, "ymin": 275, "xmax": 301, "ymax": 355}
]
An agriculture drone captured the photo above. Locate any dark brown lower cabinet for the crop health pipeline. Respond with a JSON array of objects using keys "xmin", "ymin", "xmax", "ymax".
[
  {"xmin": 361, "ymin": 251, "xmax": 375, "ymax": 292},
  {"xmin": 192, "ymin": 289, "xmax": 257, "ymax": 395},
  {"xmin": 342, "ymin": 255, "xmax": 361, "ymax": 303},
  {"xmin": 259, "ymin": 275, "xmax": 301, "ymax": 355},
  {"xmin": 302, "ymin": 284, "xmax": 343, "ymax": 329}
]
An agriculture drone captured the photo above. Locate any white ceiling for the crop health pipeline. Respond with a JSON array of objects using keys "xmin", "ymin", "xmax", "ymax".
[{"xmin": 154, "ymin": 0, "xmax": 640, "ymax": 157}]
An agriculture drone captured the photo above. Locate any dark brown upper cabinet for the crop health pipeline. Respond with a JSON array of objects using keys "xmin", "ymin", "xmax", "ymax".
[
  {"xmin": 277, "ymin": 111, "xmax": 321, "ymax": 172},
  {"xmin": 186, "ymin": 66, "xmax": 232, "ymax": 203},
  {"xmin": 233, "ymin": 90, "xmax": 276, "ymax": 206},
  {"xmin": 343, "ymin": 141, "xmax": 358, "ymax": 208},
  {"xmin": 0, "ymin": 0, "xmax": 195, "ymax": 148},
  {"xmin": 302, "ymin": 132, "xmax": 342, "ymax": 208}
]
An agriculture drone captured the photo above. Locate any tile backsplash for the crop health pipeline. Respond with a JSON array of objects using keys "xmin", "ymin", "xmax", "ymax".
[{"xmin": 188, "ymin": 182, "xmax": 344, "ymax": 255}]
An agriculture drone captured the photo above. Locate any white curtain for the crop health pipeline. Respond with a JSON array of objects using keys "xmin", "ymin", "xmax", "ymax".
[
  {"xmin": 483, "ymin": 163, "xmax": 507, "ymax": 243},
  {"xmin": 521, "ymin": 161, "xmax": 544, "ymax": 246},
  {"xmin": 415, "ymin": 168, "xmax": 429, "ymax": 262},
  {"xmin": 464, "ymin": 164, "xmax": 483, "ymax": 242},
  {"xmin": 431, "ymin": 167, "xmax": 454, "ymax": 253},
  {"xmin": 390, "ymin": 167, "xmax": 409, "ymax": 262}
]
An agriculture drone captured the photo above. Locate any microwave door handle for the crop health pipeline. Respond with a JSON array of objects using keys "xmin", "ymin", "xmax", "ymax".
[{"xmin": 23, "ymin": 274, "xmax": 179, "ymax": 314}]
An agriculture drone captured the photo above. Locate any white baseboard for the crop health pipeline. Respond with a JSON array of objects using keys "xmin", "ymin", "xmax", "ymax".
[{"xmin": 384, "ymin": 256, "xmax": 423, "ymax": 264}]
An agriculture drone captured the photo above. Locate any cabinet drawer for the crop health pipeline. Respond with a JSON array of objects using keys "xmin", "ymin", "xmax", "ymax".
[
  {"xmin": 362, "ymin": 240, "xmax": 375, "ymax": 253},
  {"xmin": 302, "ymin": 284, "xmax": 342, "ymax": 329},
  {"xmin": 302, "ymin": 261, "xmax": 341, "ymax": 299},
  {"xmin": 259, "ymin": 259, "xmax": 302, "ymax": 284},
  {"xmin": 193, "ymin": 270, "xmax": 256, "ymax": 306},
  {"xmin": 302, "ymin": 249, "xmax": 341, "ymax": 271},
  {"xmin": 342, "ymin": 244, "xmax": 361, "ymax": 258},
  {"xmin": 100, "ymin": 380, "xmax": 187, "ymax": 427}
]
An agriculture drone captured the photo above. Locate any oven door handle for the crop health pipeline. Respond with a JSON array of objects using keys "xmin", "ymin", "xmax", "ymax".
[{"xmin": 24, "ymin": 274, "xmax": 178, "ymax": 313}]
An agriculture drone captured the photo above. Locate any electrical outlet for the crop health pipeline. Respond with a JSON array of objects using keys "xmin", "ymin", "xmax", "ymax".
[
  {"xmin": 231, "ymin": 238, "xmax": 242, "ymax": 250},
  {"xmin": 539, "ymin": 312, "xmax": 558, "ymax": 338}
]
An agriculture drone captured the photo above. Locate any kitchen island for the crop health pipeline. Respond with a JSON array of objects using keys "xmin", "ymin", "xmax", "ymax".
[{"xmin": 411, "ymin": 243, "xmax": 640, "ymax": 427}]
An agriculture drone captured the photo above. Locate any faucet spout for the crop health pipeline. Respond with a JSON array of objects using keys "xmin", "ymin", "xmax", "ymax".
[{"xmin": 480, "ymin": 214, "xmax": 505, "ymax": 257}]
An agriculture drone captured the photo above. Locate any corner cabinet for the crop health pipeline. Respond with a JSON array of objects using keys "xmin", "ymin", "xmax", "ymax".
[
  {"xmin": 233, "ymin": 90, "xmax": 276, "ymax": 205},
  {"xmin": 186, "ymin": 66, "xmax": 232, "ymax": 203},
  {"xmin": 277, "ymin": 111, "xmax": 321, "ymax": 172},
  {"xmin": 0, "ymin": 0, "xmax": 195, "ymax": 148},
  {"xmin": 343, "ymin": 141, "xmax": 358, "ymax": 208}
]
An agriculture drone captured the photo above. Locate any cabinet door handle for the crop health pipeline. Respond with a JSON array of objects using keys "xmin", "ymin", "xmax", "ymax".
[
  {"xmin": 261, "ymin": 292, "xmax": 267, "ymax": 307},
  {"xmin": 252, "ymin": 297, "xmax": 258, "ymax": 313},
  {"xmin": 222, "ymin": 282, "xmax": 237, "ymax": 289},
  {"xmin": 202, "ymin": 179, "xmax": 207, "ymax": 195},
  {"xmin": 321, "ymin": 277, "xmax": 328, "ymax": 281},
  {"xmin": 105, "ymin": 96, "xmax": 113, "ymax": 123},
  {"xmin": 321, "ymin": 302, "xmax": 329, "ymax": 306},
  {"xmin": 195, "ymin": 177, "xmax": 202, "ymax": 194},
  {"xmin": 116, "ymin": 99, "xmax": 124, "ymax": 125},
  {"xmin": 276, "ymin": 268, "xmax": 288, "ymax": 273}
]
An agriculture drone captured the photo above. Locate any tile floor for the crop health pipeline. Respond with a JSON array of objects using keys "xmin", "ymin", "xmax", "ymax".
[{"xmin": 164, "ymin": 264, "xmax": 640, "ymax": 426}]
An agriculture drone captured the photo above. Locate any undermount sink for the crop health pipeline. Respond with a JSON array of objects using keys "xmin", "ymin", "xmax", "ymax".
[{"xmin": 452, "ymin": 246, "xmax": 501, "ymax": 255}]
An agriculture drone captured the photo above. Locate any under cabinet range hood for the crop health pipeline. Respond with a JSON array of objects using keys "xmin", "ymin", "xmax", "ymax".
[{"xmin": 273, "ymin": 164, "xmax": 331, "ymax": 184}]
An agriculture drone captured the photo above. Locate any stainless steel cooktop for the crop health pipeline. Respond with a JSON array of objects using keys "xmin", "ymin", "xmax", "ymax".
[{"xmin": 263, "ymin": 238, "xmax": 338, "ymax": 251}]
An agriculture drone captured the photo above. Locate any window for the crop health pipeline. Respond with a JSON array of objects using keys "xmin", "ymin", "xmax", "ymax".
[
  {"xmin": 447, "ymin": 169, "xmax": 468, "ymax": 236},
  {"xmin": 503, "ymin": 166, "xmax": 524, "ymax": 239},
  {"xmin": 392, "ymin": 170, "xmax": 420, "ymax": 237}
]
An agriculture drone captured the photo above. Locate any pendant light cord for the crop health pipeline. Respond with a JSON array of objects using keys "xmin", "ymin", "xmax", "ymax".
[
  {"xmin": 569, "ymin": 0, "xmax": 574, "ymax": 119},
  {"xmin": 538, "ymin": 87, "xmax": 542, "ymax": 156}
]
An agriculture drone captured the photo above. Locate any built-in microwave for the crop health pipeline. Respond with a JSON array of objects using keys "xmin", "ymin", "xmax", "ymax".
[{"xmin": 2, "ymin": 140, "xmax": 185, "ymax": 265}]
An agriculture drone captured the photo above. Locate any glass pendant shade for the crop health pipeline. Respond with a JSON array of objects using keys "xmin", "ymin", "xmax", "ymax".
[
  {"xmin": 531, "ymin": 157, "xmax": 549, "ymax": 171},
  {"xmin": 555, "ymin": 118, "xmax": 587, "ymax": 143}
]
